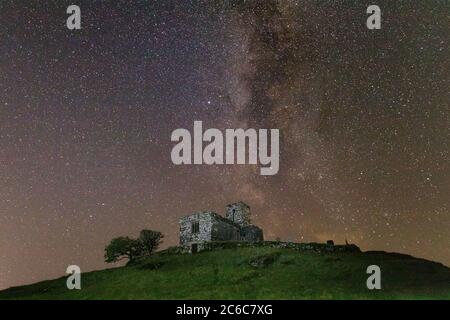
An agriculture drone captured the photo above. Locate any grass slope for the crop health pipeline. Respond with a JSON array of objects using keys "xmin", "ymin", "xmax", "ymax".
[{"xmin": 1, "ymin": 246, "xmax": 450, "ymax": 299}]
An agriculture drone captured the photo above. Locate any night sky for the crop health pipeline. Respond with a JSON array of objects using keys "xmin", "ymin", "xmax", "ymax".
[{"xmin": 1, "ymin": 1, "xmax": 449, "ymax": 290}]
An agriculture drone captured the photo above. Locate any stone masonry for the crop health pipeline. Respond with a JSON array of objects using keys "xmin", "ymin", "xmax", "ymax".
[{"xmin": 179, "ymin": 202, "xmax": 263, "ymax": 253}]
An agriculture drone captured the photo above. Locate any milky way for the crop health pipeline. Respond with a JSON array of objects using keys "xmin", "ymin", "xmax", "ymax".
[{"xmin": 0, "ymin": 1, "xmax": 449, "ymax": 289}]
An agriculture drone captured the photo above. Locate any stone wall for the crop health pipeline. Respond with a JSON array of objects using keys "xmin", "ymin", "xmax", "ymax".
[
  {"xmin": 179, "ymin": 212, "xmax": 214, "ymax": 247},
  {"xmin": 179, "ymin": 203, "xmax": 265, "ymax": 253},
  {"xmin": 161, "ymin": 241, "xmax": 360, "ymax": 256},
  {"xmin": 199, "ymin": 241, "xmax": 361, "ymax": 254},
  {"xmin": 225, "ymin": 202, "xmax": 251, "ymax": 226}
]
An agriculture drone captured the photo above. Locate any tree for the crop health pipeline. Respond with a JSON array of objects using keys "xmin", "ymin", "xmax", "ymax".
[
  {"xmin": 104, "ymin": 230, "xmax": 164, "ymax": 264},
  {"xmin": 139, "ymin": 229, "xmax": 164, "ymax": 255},
  {"xmin": 104, "ymin": 237, "xmax": 143, "ymax": 263}
]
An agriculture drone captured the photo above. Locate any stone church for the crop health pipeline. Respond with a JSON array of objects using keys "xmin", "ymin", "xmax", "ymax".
[{"xmin": 179, "ymin": 201, "xmax": 264, "ymax": 253}]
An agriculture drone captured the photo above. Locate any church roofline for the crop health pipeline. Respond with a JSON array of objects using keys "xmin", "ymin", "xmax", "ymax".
[
  {"xmin": 209, "ymin": 212, "xmax": 241, "ymax": 228},
  {"xmin": 179, "ymin": 211, "xmax": 244, "ymax": 228},
  {"xmin": 225, "ymin": 201, "xmax": 250, "ymax": 209},
  {"xmin": 179, "ymin": 211, "xmax": 216, "ymax": 221}
]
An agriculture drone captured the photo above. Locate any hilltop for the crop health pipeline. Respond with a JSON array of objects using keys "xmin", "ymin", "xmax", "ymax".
[{"xmin": 1, "ymin": 242, "xmax": 449, "ymax": 300}]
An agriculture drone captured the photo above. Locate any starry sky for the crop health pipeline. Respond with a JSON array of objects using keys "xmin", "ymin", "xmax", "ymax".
[{"xmin": 0, "ymin": 0, "xmax": 449, "ymax": 290}]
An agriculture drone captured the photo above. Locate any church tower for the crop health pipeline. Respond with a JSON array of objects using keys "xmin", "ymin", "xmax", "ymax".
[{"xmin": 225, "ymin": 201, "xmax": 251, "ymax": 226}]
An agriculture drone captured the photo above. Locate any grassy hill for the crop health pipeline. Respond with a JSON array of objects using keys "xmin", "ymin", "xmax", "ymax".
[{"xmin": 1, "ymin": 243, "xmax": 450, "ymax": 300}]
